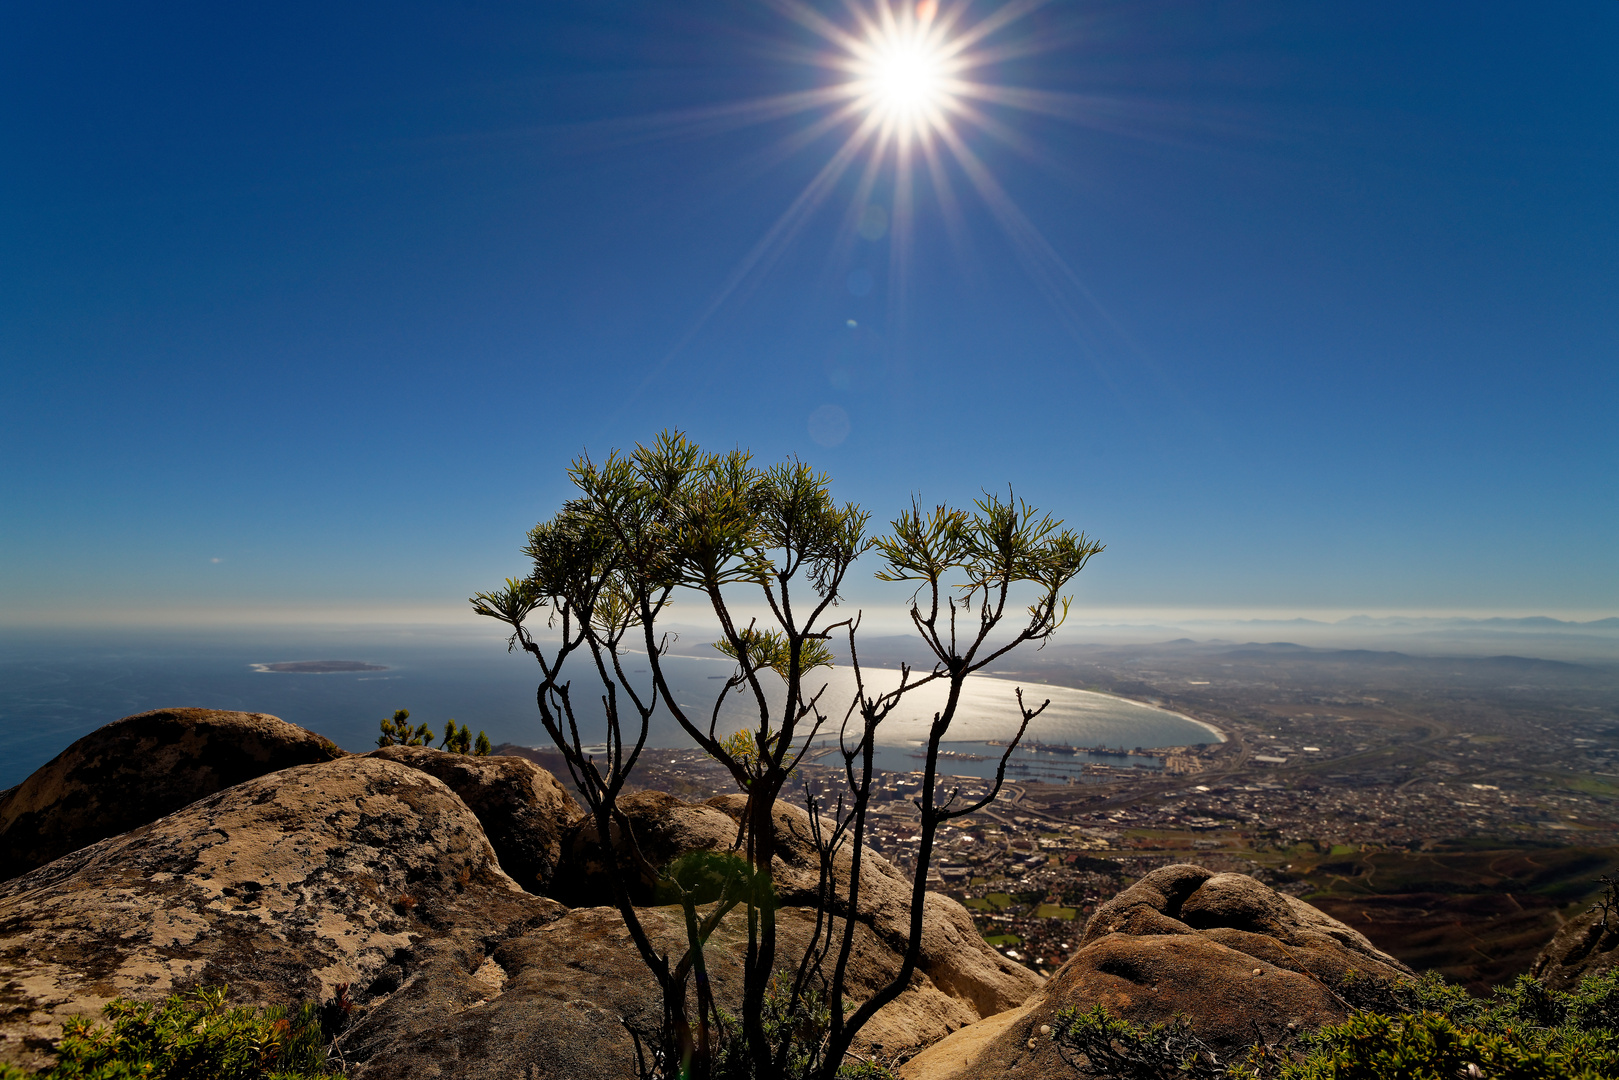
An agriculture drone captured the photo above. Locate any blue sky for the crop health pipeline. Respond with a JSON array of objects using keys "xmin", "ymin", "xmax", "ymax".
[{"xmin": 2, "ymin": 0, "xmax": 1615, "ymax": 625}]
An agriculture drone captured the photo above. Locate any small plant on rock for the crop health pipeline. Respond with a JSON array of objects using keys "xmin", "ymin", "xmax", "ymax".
[
  {"xmin": 0, "ymin": 985, "xmax": 340, "ymax": 1080},
  {"xmin": 1053, "ymin": 1005, "xmax": 1224, "ymax": 1080},
  {"xmin": 1593, "ymin": 872, "xmax": 1619, "ymax": 934},
  {"xmin": 375, "ymin": 708, "xmax": 433, "ymax": 748},
  {"xmin": 437, "ymin": 720, "xmax": 492, "ymax": 755}
]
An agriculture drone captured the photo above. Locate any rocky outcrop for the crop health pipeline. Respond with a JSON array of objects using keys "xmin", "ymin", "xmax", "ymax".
[
  {"xmin": 0, "ymin": 726, "xmax": 1039, "ymax": 1077},
  {"xmin": 0, "ymin": 708, "xmax": 347, "ymax": 882},
  {"xmin": 552, "ymin": 791, "xmax": 739, "ymax": 906},
  {"xmin": 706, "ymin": 794, "xmax": 1041, "ymax": 1022},
  {"xmin": 0, "ymin": 755, "xmax": 560, "ymax": 1070},
  {"xmin": 1530, "ymin": 903, "xmax": 1619, "ymax": 990},
  {"xmin": 554, "ymin": 790, "xmax": 1042, "ymax": 1026},
  {"xmin": 901, "ymin": 864, "xmax": 1413, "ymax": 1080},
  {"xmin": 341, "ymin": 901, "xmax": 997, "ymax": 1079},
  {"xmin": 366, "ymin": 746, "xmax": 579, "ymax": 894}
]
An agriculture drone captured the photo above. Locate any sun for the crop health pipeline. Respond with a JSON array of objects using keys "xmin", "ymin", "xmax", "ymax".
[
  {"xmin": 847, "ymin": 3, "xmax": 957, "ymax": 139},
  {"xmin": 861, "ymin": 36, "xmax": 946, "ymax": 120},
  {"xmin": 630, "ymin": 0, "xmax": 1117, "ymax": 370}
]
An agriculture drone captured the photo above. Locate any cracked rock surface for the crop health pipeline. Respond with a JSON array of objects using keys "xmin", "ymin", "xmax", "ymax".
[
  {"xmin": 0, "ymin": 715, "xmax": 1041, "ymax": 1078},
  {"xmin": 365, "ymin": 746, "xmax": 579, "ymax": 895},
  {"xmin": 1531, "ymin": 904, "xmax": 1619, "ymax": 990},
  {"xmin": 900, "ymin": 864, "xmax": 1414, "ymax": 1080},
  {"xmin": 0, "ymin": 756, "xmax": 559, "ymax": 1070}
]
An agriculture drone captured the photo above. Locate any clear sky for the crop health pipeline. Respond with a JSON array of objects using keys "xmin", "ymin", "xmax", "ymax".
[{"xmin": 2, "ymin": 0, "xmax": 1615, "ymax": 625}]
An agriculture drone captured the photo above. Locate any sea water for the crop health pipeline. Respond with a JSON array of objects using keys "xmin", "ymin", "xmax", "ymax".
[{"xmin": 0, "ymin": 625, "xmax": 1220, "ymax": 790}]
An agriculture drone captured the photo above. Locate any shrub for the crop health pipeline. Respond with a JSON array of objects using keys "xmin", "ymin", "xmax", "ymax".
[
  {"xmin": 375, "ymin": 708, "xmax": 432, "ymax": 748},
  {"xmin": 1052, "ymin": 1005, "xmax": 1223, "ymax": 1080},
  {"xmin": 0, "ymin": 986, "xmax": 340, "ymax": 1080},
  {"xmin": 1050, "ymin": 969, "xmax": 1619, "ymax": 1080},
  {"xmin": 437, "ymin": 720, "xmax": 491, "ymax": 755}
]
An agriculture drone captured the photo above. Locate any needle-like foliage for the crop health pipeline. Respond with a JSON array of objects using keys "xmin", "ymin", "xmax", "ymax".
[{"xmin": 471, "ymin": 432, "xmax": 1101, "ymax": 1080}]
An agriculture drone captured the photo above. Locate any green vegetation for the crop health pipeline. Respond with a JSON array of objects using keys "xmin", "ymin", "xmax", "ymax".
[
  {"xmin": 375, "ymin": 708, "xmax": 491, "ymax": 755},
  {"xmin": 437, "ymin": 719, "xmax": 492, "ymax": 756},
  {"xmin": 0, "ymin": 986, "xmax": 342, "ymax": 1080},
  {"xmin": 376, "ymin": 708, "xmax": 432, "ymax": 747},
  {"xmin": 1049, "ymin": 969, "xmax": 1619, "ymax": 1080}
]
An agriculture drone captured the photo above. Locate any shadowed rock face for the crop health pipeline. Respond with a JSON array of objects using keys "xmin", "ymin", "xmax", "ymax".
[
  {"xmin": 1531, "ymin": 904, "xmax": 1619, "ymax": 990},
  {"xmin": 365, "ymin": 746, "xmax": 580, "ymax": 895},
  {"xmin": 0, "ymin": 708, "xmax": 347, "ymax": 881},
  {"xmin": 0, "ymin": 756, "xmax": 561, "ymax": 1071},
  {"xmin": 900, "ymin": 864, "xmax": 1414, "ymax": 1080}
]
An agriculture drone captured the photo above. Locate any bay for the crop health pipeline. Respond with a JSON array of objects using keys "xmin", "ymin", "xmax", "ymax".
[{"xmin": 0, "ymin": 626, "xmax": 1219, "ymax": 790}]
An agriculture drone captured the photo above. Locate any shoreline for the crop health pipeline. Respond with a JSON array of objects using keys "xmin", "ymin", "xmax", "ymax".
[{"xmin": 974, "ymin": 671, "xmax": 1228, "ymax": 745}]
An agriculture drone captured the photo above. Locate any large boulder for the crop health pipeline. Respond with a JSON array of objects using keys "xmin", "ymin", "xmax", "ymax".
[
  {"xmin": 901, "ymin": 865, "xmax": 1413, "ymax": 1080},
  {"xmin": 0, "ymin": 756, "xmax": 560, "ymax": 1070},
  {"xmin": 1530, "ymin": 904, "xmax": 1619, "ymax": 990},
  {"xmin": 366, "ymin": 746, "xmax": 580, "ymax": 894},
  {"xmin": 0, "ymin": 708, "xmax": 346, "ymax": 880},
  {"xmin": 340, "ymin": 901, "xmax": 996, "ymax": 1078},
  {"xmin": 705, "ymin": 794, "xmax": 1041, "ymax": 1020}
]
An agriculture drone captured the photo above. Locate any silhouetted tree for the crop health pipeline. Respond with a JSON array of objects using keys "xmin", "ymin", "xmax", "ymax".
[{"xmin": 472, "ymin": 432, "xmax": 1101, "ymax": 1079}]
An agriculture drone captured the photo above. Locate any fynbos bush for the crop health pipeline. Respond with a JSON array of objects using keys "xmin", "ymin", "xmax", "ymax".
[{"xmin": 0, "ymin": 986, "xmax": 341, "ymax": 1080}]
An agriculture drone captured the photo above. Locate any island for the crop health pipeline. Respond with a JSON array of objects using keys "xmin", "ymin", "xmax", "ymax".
[{"xmin": 250, "ymin": 660, "xmax": 388, "ymax": 673}]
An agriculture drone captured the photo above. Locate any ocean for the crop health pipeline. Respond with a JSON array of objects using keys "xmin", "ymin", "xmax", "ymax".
[{"xmin": 0, "ymin": 624, "xmax": 1220, "ymax": 790}]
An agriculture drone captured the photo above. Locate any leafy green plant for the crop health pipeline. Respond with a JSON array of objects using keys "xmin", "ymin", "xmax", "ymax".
[
  {"xmin": 1052, "ymin": 1005, "xmax": 1224, "ymax": 1080},
  {"xmin": 1257, "ymin": 1007, "xmax": 1619, "ymax": 1080},
  {"xmin": 1049, "ymin": 969, "xmax": 1619, "ymax": 1080},
  {"xmin": 0, "ymin": 986, "xmax": 340, "ymax": 1080}
]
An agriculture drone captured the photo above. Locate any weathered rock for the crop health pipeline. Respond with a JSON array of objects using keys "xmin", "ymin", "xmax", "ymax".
[
  {"xmin": 0, "ymin": 708, "xmax": 347, "ymax": 881},
  {"xmin": 0, "ymin": 759, "xmax": 1035, "ymax": 1078},
  {"xmin": 365, "ymin": 746, "xmax": 579, "ymax": 894},
  {"xmin": 705, "ymin": 794, "xmax": 1040, "ymax": 1021},
  {"xmin": 556, "ymin": 791, "xmax": 1040, "ymax": 1021},
  {"xmin": 551, "ymin": 790, "xmax": 738, "ymax": 906},
  {"xmin": 1530, "ymin": 904, "xmax": 1619, "ymax": 990},
  {"xmin": 343, "ymin": 902, "xmax": 997, "ymax": 1079},
  {"xmin": 901, "ymin": 865, "xmax": 1413, "ymax": 1080},
  {"xmin": 0, "ymin": 756, "xmax": 561, "ymax": 1070}
]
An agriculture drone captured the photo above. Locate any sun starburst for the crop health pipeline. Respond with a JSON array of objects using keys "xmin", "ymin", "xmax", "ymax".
[
  {"xmin": 845, "ymin": 5, "xmax": 957, "ymax": 138},
  {"xmin": 622, "ymin": 1, "xmax": 1124, "ymax": 385}
]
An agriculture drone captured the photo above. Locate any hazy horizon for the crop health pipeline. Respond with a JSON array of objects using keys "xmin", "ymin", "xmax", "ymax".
[{"xmin": 3, "ymin": 607, "xmax": 1615, "ymax": 666}]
